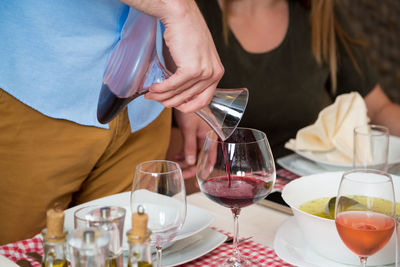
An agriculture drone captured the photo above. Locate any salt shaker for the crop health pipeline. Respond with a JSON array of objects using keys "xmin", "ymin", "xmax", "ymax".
[{"xmin": 68, "ymin": 228, "xmax": 109, "ymax": 267}]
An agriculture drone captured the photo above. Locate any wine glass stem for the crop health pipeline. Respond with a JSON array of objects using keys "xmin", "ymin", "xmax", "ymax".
[
  {"xmin": 156, "ymin": 247, "xmax": 162, "ymax": 267},
  {"xmin": 231, "ymin": 208, "xmax": 241, "ymax": 259},
  {"xmin": 396, "ymin": 216, "xmax": 400, "ymax": 267},
  {"xmin": 359, "ymin": 256, "xmax": 367, "ymax": 267}
]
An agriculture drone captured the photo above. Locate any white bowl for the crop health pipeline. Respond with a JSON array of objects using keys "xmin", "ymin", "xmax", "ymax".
[{"xmin": 282, "ymin": 171, "xmax": 399, "ymax": 266}]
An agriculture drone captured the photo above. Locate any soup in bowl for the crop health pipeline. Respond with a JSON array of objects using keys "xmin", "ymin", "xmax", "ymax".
[{"xmin": 282, "ymin": 171, "xmax": 399, "ymax": 266}]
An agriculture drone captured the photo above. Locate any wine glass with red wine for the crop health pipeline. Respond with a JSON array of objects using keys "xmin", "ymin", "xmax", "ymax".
[
  {"xmin": 335, "ymin": 169, "xmax": 396, "ymax": 267},
  {"xmin": 196, "ymin": 127, "xmax": 275, "ymax": 266}
]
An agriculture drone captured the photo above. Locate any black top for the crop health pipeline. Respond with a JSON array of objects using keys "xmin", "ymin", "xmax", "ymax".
[{"xmin": 196, "ymin": 0, "xmax": 378, "ymax": 158}]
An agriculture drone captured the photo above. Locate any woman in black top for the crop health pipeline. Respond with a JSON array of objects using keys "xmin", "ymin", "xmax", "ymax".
[{"xmin": 172, "ymin": 0, "xmax": 400, "ymax": 175}]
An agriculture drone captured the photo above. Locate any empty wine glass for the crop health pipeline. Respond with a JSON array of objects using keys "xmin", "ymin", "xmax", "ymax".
[
  {"xmin": 196, "ymin": 127, "xmax": 276, "ymax": 266},
  {"xmin": 335, "ymin": 169, "xmax": 396, "ymax": 267},
  {"xmin": 130, "ymin": 160, "xmax": 186, "ymax": 267}
]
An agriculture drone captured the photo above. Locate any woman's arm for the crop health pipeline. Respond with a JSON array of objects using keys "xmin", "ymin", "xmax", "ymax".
[{"xmin": 365, "ymin": 85, "xmax": 400, "ymax": 136}]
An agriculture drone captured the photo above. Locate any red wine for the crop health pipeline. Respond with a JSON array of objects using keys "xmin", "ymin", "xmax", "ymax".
[
  {"xmin": 221, "ymin": 140, "xmax": 232, "ymax": 187},
  {"xmin": 201, "ymin": 175, "xmax": 273, "ymax": 209},
  {"xmin": 97, "ymin": 83, "xmax": 145, "ymax": 124},
  {"xmin": 336, "ymin": 211, "xmax": 395, "ymax": 257}
]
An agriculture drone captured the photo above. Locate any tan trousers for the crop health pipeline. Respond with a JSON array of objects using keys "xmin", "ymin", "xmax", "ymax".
[{"xmin": 0, "ymin": 89, "xmax": 171, "ymax": 245}]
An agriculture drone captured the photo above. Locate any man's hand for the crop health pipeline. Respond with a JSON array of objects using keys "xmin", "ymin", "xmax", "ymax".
[{"xmin": 121, "ymin": 0, "xmax": 224, "ymax": 112}]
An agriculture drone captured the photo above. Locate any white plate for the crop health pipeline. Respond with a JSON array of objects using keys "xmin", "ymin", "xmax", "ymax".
[
  {"xmin": 277, "ymin": 153, "xmax": 400, "ymax": 177},
  {"xmin": 293, "ymin": 135, "xmax": 400, "ymax": 168},
  {"xmin": 64, "ymin": 192, "xmax": 214, "ymax": 250},
  {"xmin": 274, "ymin": 217, "xmax": 395, "ymax": 267},
  {"xmin": 155, "ymin": 227, "xmax": 226, "ymax": 267},
  {"xmin": 0, "ymin": 255, "xmax": 18, "ymax": 267},
  {"xmin": 277, "ymin": 153, "xmax": 348, "ymax": 176}
]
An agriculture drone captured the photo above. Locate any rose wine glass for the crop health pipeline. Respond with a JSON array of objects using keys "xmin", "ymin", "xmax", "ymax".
[
  {"xmin": 335, "ymin": 169, "xmax": 396, "ymax": 267},
  {"xmin": 130, "ymin": 160, "xmax": 186, "ymax": 267},
  {"xmin": 196, "ymin": 127, "xmax": 276, "ymax": 266}
]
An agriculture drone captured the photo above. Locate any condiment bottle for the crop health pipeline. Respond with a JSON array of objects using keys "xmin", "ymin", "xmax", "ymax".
[
  {"xmin": 41, "ymin": 208, "xmax": 68, "ymax": 267},
  {"xmin": 68, "ymin": 228, "xmax": 110, "ymax": 267},
  {"xmin": 126, "ymin": 205, "xmax": 153, "ymax": 267}
]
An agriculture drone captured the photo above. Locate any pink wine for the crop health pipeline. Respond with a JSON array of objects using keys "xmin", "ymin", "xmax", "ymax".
[
  {"xmin": 336, "ymin": 211, "xmax": 395, "ymax": 257},
  {"xmin": 200, "ymin": 175, "xmax": 273, "ymax": 209}
]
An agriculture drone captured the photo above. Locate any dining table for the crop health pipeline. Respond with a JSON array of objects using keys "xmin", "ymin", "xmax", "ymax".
[
  {"xmin": 3, "ymin": 165, "xmax": 399, "ymax": 266},
  {"xmin": 0, "ymin": 169, "xmax": 297, "ymax": 267},
  {"xmin": 178, "ymin": 169, "xmax": 299, "ymax": 266},
  {"xmin": 187, "ymin": 190, "xmax": 291, "ymax": 249}
]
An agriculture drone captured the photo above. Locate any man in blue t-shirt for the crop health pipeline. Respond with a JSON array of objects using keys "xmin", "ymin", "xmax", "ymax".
[{"xmin": 0, "ymin": 0, "xmax": 224, "ymax": 244}]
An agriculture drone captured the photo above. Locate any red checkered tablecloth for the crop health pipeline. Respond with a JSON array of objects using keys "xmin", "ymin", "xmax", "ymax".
[
  {"xmin": 179, "ymin": 229, "xmax": 293, "ymax": 267},
  {"xmin": 0, "ymin": 230, "xmax": 293, "ymax": 267},
  {"xmin": 0, "ymin": 233, "xmax": 43, "ymax": 267}
]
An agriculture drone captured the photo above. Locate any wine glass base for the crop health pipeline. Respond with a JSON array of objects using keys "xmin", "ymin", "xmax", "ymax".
[{"xmin": 220, "ymin": 255, "xmax": 260, "ymax": 267}]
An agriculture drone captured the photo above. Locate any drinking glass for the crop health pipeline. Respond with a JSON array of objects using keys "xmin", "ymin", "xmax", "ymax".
[
  {"xmin": 74, "ymin": 206, "xmax": 126, "ymax": 267},
  {"xmin": 353, "ymin": 124, "xmax": 389, "ymax": 171},
  {"xmin": 196, "ymin": 127, "xmax": 276, "ymax": 266},
  {"xmin": 130, "ymin": 160, "xmax": 186, "ymax": 267},
  {"xmin": 335, "ymin": 169, "xmax": 396, "ymax": 267}
]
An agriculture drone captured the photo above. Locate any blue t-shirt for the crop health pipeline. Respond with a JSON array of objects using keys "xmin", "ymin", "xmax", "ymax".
[{"xmin": 0, "ymin": 0, "xmax": 164, "ymax": 132}]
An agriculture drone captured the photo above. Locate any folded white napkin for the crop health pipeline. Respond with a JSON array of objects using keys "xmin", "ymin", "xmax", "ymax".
[{"xmin": 285, "ymin": 92, "xmax": 369, "ymax": 164}]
